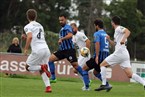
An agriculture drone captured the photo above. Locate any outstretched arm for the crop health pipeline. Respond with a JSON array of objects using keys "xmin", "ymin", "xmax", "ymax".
[{"xmin": 106, "ymin": 35, "xmax": 115, "ymax": 46}]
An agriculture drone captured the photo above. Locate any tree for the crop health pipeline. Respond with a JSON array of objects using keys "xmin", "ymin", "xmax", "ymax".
[
  {"xmin": 137, "ymin": 0, "xmax": 145, "ymax": 16},
  {"xmin": 74, "ymin": 0, "xmax": 103, "ymax": 37},
  {"xmin": 0, "ymin": 0, "xmax": 71, "ymax": 33},
  {"xmin": 104, "ymin": 0, "xmax": 145, "ymax": 60}
]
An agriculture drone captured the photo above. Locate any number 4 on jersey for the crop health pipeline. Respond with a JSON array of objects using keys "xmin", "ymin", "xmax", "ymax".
[{"xmin": 37, "ymin": 29, "xmax": 42, "ymax": 39}]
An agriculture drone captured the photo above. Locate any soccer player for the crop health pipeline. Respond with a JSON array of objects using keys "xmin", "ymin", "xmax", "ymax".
[
  {"xmin": 96, "ymin": 16, "xmax": 145, "ymax": 91},
  {"xmin": 82, "ymin": 18, "xmax": 112, "ymax": 91},
  {"xmin": 49, "ymin": 14, "xmax": 88, "ymax": 90},
  {"xmin": 70, "ymin": 23, "xmax": 91, "ymax": 90},
  {"xmin": 24, "ymin": 9, "xmax": 52, "ymax": 93}
]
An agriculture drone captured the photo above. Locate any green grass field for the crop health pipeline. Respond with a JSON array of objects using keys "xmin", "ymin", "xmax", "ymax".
[{"xmin": 0, "ymin": 75, "xmax": 145, "ymax": 97}]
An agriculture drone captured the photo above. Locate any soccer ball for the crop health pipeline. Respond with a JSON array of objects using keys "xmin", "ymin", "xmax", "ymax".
[{"xmin": 80, "ymin": 47, "xmax": 90, "ymax": 57}]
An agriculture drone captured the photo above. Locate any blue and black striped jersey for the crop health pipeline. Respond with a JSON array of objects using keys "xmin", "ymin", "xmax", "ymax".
[
  {"xmin": 59, "ymin": 24, "xmax": 74, "ymax": 50},
  {"xmin": 93, "ymin": 29, "xmax": 109, "ymax": 62}
]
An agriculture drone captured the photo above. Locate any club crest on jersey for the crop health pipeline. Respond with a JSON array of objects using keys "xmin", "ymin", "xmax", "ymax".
[
  {"xmin": 94, "ymin": 36, "xmax": 98, "ymax": 40},
  {"xmin": 83, "ymin": 36, "xmax": 86, "ymax": 39},
  {"xmin": 69, "ymin": 56, "xmax": 73, "ymax": 62},
  {"xmin": 25, "ymin": 28, "xmax": 28, "ymax": 32}
]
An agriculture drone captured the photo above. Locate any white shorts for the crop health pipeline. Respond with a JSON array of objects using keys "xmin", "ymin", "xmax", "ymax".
[
  {"xmin": 26, "ymin": 48, "xmax": 50, "ymax": 66},
  {"xmin": 78, "ymin": 54, "xmax": 90, "ymax": 67},
  {"xmin": 105, "ymin": 48, "xmax": 131, "ymax": 69}
]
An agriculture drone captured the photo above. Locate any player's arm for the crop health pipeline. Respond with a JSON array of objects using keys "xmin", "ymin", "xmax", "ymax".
[
  {"xmin": 21, "ymin": 33, "xmax": 27, "ymax": 40},
  {"xmin": 61, "ymin": 32, "xmax": 73, "ymax": 40},
  {"xmin": 85, "ymin": 39, "xmax": 91, "ymax": 49},
  {"xmin": 106, "ymin": 35, "xmax": 115, "ymax": 46},
  {"xmin": 120, "ymin": 28, "xmax": 130, "ymax": 45},
  {"xmin": 58, "ymin": 32, "xmax": 73, "ymax": 44},
  {"xmin": 24, "ymin": 32, "xmax": 32, "ymax": 55},
  {"xmin": 95, "ymin": 42, "xmax": 100, "ymax": 64}
]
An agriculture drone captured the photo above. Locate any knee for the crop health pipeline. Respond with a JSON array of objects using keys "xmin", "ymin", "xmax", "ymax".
[
  {"xmin": 71, "ymin": 62, "xmax": 78, "ymax": 69},
  {"xmin": 49, "ymin": 54, "xmax": 58, "ymax": 62},
  {"xmin": 25, "ymin": 65, "xmax": 29, "ymax": 71},
  {"xmin": 82, "ymin": 65, "xmax": 89, "ymax": 71},
  {"xmin": 73, "ymin": 64, "xmax": 78, "ymax": 69},
  {"xmin": 127, "ymin": 74, "xmax": 132, "ymax": 78},
  {"xmin": 93, "ymin": 70, "xmax": 99, "ymax": 75},
  {"xmin": 73, "ymin": 68, "xmax": 78, "ymax": 73}
]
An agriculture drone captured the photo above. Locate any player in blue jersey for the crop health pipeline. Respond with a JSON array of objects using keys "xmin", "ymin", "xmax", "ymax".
[
  {"xmin": 82, "ymin": 18, "xmax": 112, "ymax": 91},
  {"xmin": 49, "ymin": 14, "xmax": 86, "ymax": 88}
]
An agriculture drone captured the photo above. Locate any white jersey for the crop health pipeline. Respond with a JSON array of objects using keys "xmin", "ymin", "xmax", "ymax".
[
  {"xmin": 24, "ymin": 21, "xmax": 48, "ymax": 52},
  {"xmin": 72, "ymin": 31, "xmax": 88, "ymax": 55},
  {"xmin": 72, "ymin": 31, "xmax": 90, "ymax": 66},
  {"xmin": 114, "ymin": 25, "xmax": 127, "ymax": 50},
  {"xmin": 105, "ymin": 25, "xmax": 131, "ymax": 69}
]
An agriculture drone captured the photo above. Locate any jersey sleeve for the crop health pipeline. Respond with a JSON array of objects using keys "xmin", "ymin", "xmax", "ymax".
[
  {"xmin": 94, "ymin": 33, "xmax": 100, "ymax": 43},
  {"xmin": 24, "ymin": 25, "xmax": 32, "ymax": 34},
  {"xmin": 120, "ymin": 26, "xmax": 126, "ymax": 33},
  {"xmin": 66, "ymin": 25, "xmax": 73, "ymax": 34},
  {"xmin": 79, "ymin": 32, "xmax": 88, "ymax": 42}
]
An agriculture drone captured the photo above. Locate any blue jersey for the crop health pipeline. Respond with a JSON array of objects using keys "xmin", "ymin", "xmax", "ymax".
[
  {"xmin": 93, "ymin": 29, "xmax": 109, "ymax": 63},
  {"xmin": 59, "ymin": 24, "xmax": 74, "ymax": 50}
]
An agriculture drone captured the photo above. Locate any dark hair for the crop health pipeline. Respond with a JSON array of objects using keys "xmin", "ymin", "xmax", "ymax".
[
  {"xmin": 59, "ymin": 14, "xmax": 67, "ymax": 19},
  {"xmin": 112, "ymin": 16, "xmax": 121, "ymax": 25},
  {"xmin": 94, "ymin": 18, "xmax": 104, "ymax": 28},
  {"xmin": 26, "ymin": 9, "xmax": 37, "ymax": 21}
]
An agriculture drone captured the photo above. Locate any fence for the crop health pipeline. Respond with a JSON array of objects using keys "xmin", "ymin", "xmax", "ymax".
[{"xmin": 1, "ymin": 52, "xmax": 144, "ymax": 82}]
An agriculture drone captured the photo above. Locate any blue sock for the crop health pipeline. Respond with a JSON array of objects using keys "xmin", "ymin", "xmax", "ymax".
[
  {"xmin": 48, "ymin": 62, "xmax": 56, "ymax": 80},
  {"xmin": 95, "ymin": 73, "xmax": 109, "ymax": 86},
  {"xmin": 76, "ymin": 66, "xmax": 83, "ymax": 75},
  {"xmin": 82, "ymin": 70, "xmax": 90, "ymax": 88},
  {"xmin": 95, "ymin": 73, "xmax": 102, "ymax": 81}
]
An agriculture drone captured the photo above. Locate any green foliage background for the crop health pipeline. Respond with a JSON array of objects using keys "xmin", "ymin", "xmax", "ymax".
[{"xmin": 0, "ymin": 0, "xmax": 145, "ymax": 60}]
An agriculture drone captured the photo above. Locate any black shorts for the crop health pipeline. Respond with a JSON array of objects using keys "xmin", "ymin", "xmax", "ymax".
[
  {"xmin": 86, "ymin": 57, "xmax": 101, "ymax": 73},
  {"xmin": 53, "ymin": 49, "xmax": 77, "ymax": 63}
]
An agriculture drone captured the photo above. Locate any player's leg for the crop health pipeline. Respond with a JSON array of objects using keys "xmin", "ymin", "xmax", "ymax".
[
  {"xmin": 48, "ymin": 61, "xmax": 57, "ymax": 83},
  {"xmin": 93, "ymin": 70, "xmax": 109, "ymax": 86},
  {"xmin": 66, "ymin": 49, "xmax": 90, "ymax": 90},
  {"xmin": 25, "ymin": 53, "xmax": 42, "ymax": 71},
  {"xmin": 95, "ymin": 53, "xmax": 119, "ymax": 91},
  {"xmin": 72, "ymin": 62, "xmax": 90, "ymax": 91},
  {"xmin": 49, "ymin": 53, "xmax": 59, "ymax": 62},
  {"xmin": 66, "ymin": 49, "xmax": 83, "ymax": 75},
  {"xmin": 77, "ymin": 55, "xmax": 90, "ymax": 88},
  {"xmin": 40, "ymin": 48, "xmax": 52, "ymax": 93},
  {"xmin": 82, "ymin": 63, "xmax": 91, "ymax": 91},
  {"xmin": 26, "ymin": 54, "xmax": 51, "ymax": 78},
  {"xmin": 94, "ymin": 60, "xmax": 112, "ymax": 91},
  {"xmin": 48, "ymin": 50, "xmax": 64, "ymax": 82},
  {"xmin": 121, "ymin": 62, "xmax": 145, "ymax": 89}
]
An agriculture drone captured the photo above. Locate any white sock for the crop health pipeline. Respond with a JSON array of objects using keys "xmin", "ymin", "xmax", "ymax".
[
  {"xmin": 100, "ymin": 66, "xmax": 107, "ymax": 85},
  {"xmin": 132, "ymin": 73, "xmax": 145, "ymax": 86},
  {"xmin": 41, "ymin": 72, "xmax": 50, "ymax": 87},
  {"xmin": 28, "ymin": 66, "xmax": 41, "ymax": 71}
]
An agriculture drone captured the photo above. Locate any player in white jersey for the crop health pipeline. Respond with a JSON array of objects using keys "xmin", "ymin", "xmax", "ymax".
[
  {"xmin": 71, "ymin": 23, "xmax": 91, "ymax": 67},
  {"xmin": 96, "ymin": 16, "xmax": 145, "ymax": 91},
  {"xmin": 23, "ymin": 9, "xmax": 52, "ymax": 93},
  {"xmin": 70, "ymin": 23, "xmax": 91, "ymax": 90}
]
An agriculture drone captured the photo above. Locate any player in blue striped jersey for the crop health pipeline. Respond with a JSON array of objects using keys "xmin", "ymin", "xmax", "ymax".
[
  {"xmin": 82, "ymin": 18, "xmax": 112, "ymax": 91},
  {"xmin": 48, "ymin": 16, "xmax": 74, "ymax": 83},
  {"xmin": 49, "ymin": 14, "xmax": 85, "ymax": 87}
]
